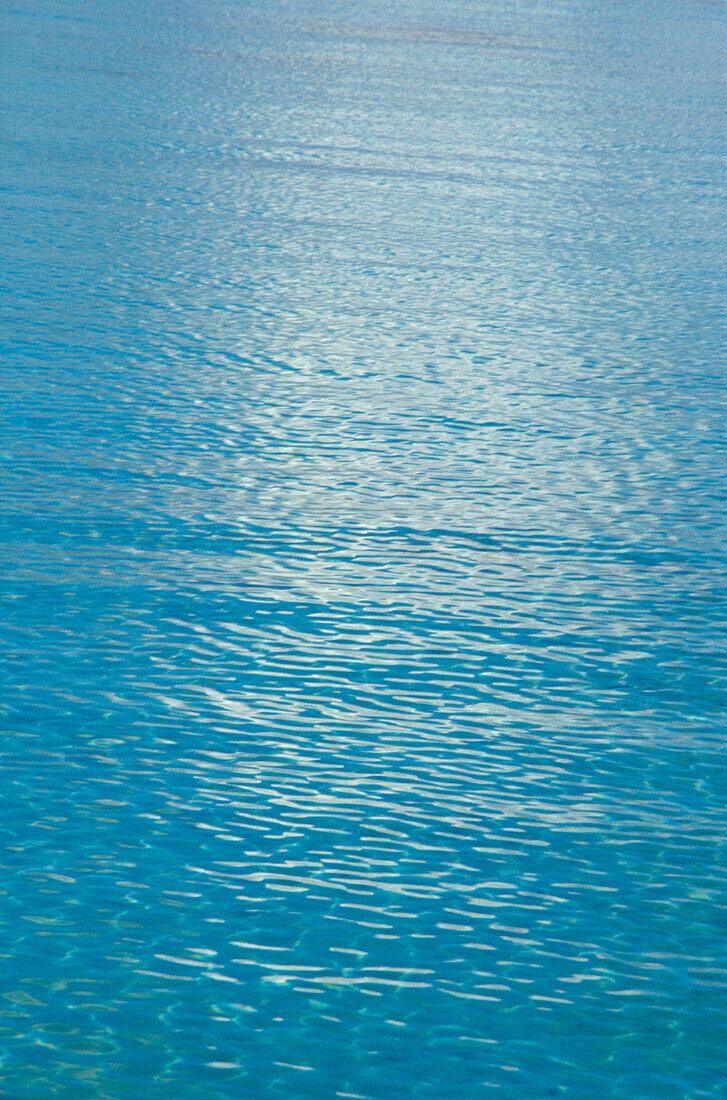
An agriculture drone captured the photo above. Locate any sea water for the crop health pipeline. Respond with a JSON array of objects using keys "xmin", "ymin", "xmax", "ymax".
[{"xmin": 1, "ymin": 0, "xmax": 726, "ymax": 1096}]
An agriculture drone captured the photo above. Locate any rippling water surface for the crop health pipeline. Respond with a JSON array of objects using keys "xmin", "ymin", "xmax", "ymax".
[{"xmin": 2, "ymin": 0, "xmax": 726, "ymax": 1096}]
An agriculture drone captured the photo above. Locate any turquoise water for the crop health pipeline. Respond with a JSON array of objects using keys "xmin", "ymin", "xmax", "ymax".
[{"xmin": 2, "ymin": 0, "xmax": 726, "ymax": 1096}]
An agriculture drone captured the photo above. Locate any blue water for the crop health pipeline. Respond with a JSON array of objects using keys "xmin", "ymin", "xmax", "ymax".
[{"xmin": 2, "ymin": 0, "xmax": 726, "ymax": 1096}]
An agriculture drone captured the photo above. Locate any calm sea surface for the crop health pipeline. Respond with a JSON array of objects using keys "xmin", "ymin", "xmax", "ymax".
[{"xmin": 1, "ymin": 0, "xmax": 726, "ymax": 1096}]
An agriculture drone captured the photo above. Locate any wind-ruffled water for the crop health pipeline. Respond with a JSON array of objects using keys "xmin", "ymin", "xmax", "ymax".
[{"xmin": 1, "ymin": 0, "xmax": 726, "ymax": 1096}]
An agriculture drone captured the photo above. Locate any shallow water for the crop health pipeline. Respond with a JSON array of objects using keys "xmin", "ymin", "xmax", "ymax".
[{"xmin": 1, "ymin": 0, "xmax": 726, "ymax": 1096}]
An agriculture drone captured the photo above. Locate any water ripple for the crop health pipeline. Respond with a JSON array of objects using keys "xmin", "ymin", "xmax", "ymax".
[{"xmin": 1, "ymin": 0, "xmax": 726, "ymax": 1096}]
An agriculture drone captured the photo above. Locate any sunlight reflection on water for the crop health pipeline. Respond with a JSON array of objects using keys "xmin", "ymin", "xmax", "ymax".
[{"xmin": 1, "ymin": 0, "xmax": 726, "ymax": 1096}]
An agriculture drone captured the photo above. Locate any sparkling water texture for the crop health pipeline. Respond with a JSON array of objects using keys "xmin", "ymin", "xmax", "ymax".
[{"xmin": 1, "ymin": 0, "xmax": 726, "ymax": 1096}]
